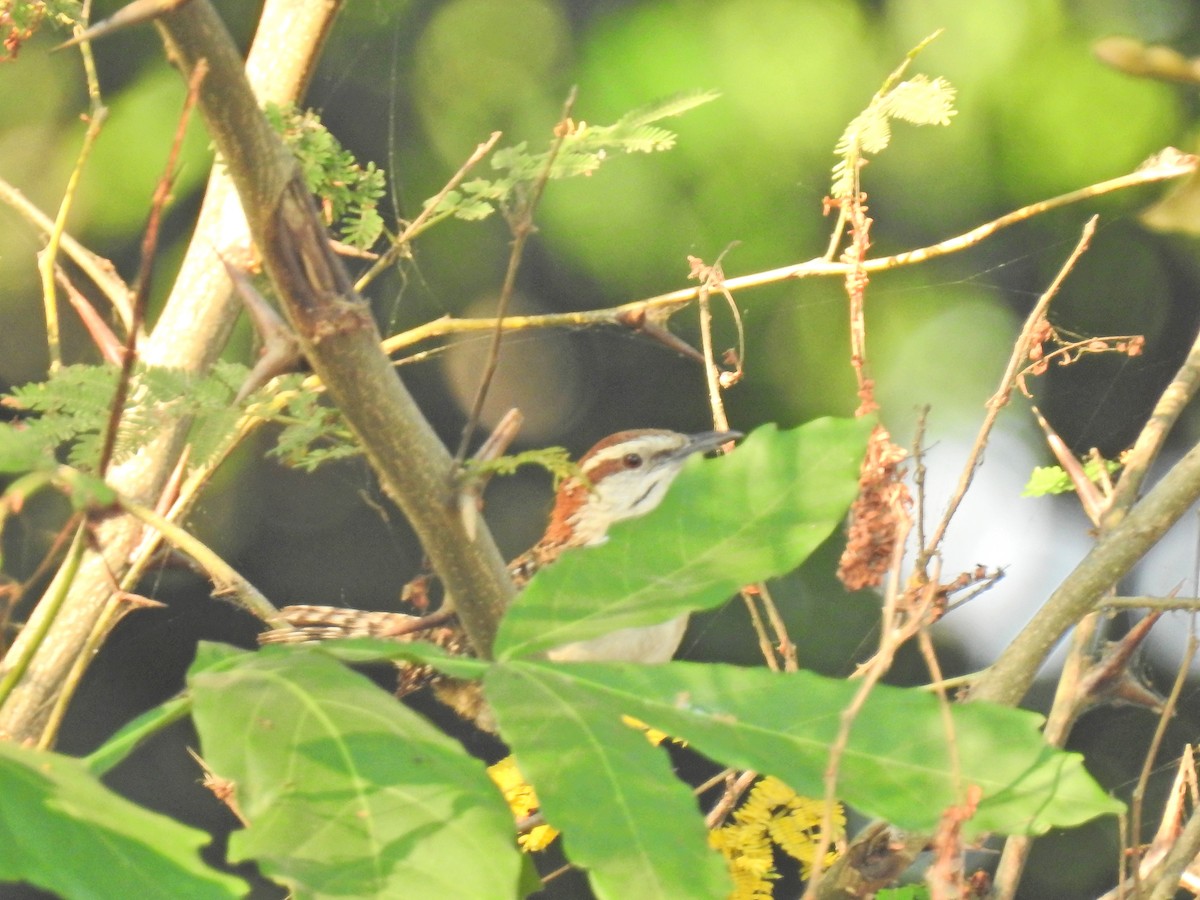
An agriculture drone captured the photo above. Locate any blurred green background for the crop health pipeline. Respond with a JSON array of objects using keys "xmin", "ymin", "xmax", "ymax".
[{"xmin": 4, "ymin": 1, "xmax": 1200, "ymax": 896}]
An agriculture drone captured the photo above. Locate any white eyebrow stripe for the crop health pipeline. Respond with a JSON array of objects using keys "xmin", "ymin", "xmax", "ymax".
[{"xmin": 580, "ymin": 435, "xmax": 686, "ymax": 472}]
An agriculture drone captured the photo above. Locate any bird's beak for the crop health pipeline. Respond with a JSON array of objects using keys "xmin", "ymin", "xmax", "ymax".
[{"xmin": 677, "ymin": 430, "xmax": 742, "ymax": 460}]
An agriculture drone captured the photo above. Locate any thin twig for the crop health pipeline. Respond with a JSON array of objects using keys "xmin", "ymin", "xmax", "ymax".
[
  {"xmin": 911, "ymin": 407, "xmax": 930, "ymax": 556},
  {"xmin": 840, "ymin": 158, "xmax": 877, "ymax": 415},
  {"xmin": 920, "ymin": 216, "xmax": 1097, "ymax": 563},
  {"xmin": 355, "ymin": 131, "xmax": 503, "ymax": 294},
  {"xmin": 0, "ymin": 521, "xmax": 87, "ymax": 712},
  {"xmin": 378, "ymin": 151, "xmax": 1194, "ymax": 359},
  {"xmin": 804, "ymin": 515, "xmax": 915, "ymax": 897},
  {"xmin": 692, "ymin": 246, "xmax": 740, "ymax": 432},
  {"xmin": 694, "ymin": 766, "xmax": 737, "ymax": 798},
  {"xmin": 1144, "ymin": 803, "xmax": 1200, "ymax": 899},
  {"xmin": 37, "ymin": 107, "xmax": 108, "ymax": 373},
  {"xmin": 756, "ymin": 581, "xmax": 798, "ymax": 672},
  {"xmin": 917, "ymin": 628, "xmax": 962, "ymax": 800},
  {"xmin": 458, "ymin": 408, "xmax": 525, "ymax": 542},
  {"xmin": 97, "ymin": 60, "xmax": 207, "ymax": 475},
  {"xmin": 1105, "ymin": 318, "xmax": 1200, "ymax": 528},
  {"xmin": 1031, "ymin": 405, "xmax": 1109, "ymax": 524},
  {"xmin": 53, "ymin": 266, "xmax": 125, "ymax": 364},
  {"xmin": 740, "ymin": 590, "xmax": 780, "ymax": 672},
  {"xmin": 36, "ymin": 0, "xmax": 111, "ymax": 372},
  {"xmin": 1130, "ymin": 627, "xmax": 1196, "ymax": 897},
  {"xmin": 704, "ymin": 769, "xmax": 759, "ymax": 829},
  {"xmin": 119, "ymin": 498, "xmax": 281, "ymax": 624},
  {"xmin": 0, "ymin": 178, "xmax": 131, "ymax": 325},
  {"xmin": 55, "ymin": 0, "xmax": 193, "ymax": 49},
  {"xmin": 453, "ymin": 90, "xmax": 577, "ymax": 465}
]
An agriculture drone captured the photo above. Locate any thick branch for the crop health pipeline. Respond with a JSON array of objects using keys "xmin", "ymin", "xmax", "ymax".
[
  {"xmin": 969, "ymin": 435, "xmax": 1200, "ymax": 706},
  {"xmin": 155, "ymin": 1, "xmax": 513, "ymax": 656},
  {"xmin": 0, "ymin": 0, "xmax": 341, "ymax": 744}
]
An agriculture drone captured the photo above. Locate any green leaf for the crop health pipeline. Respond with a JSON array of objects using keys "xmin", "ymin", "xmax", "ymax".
[
  {"xmin": 266, "ymin": 103, "xmax": 387, "ymax": 250},
  {"xmin": 495, "ymin": 418, "xmax": 870, "ymax": 660},
  {"xmin": 617, "ymin": 89, "xmax": 722, "ymax": 127},
  {"xmin": 3, "ymin": 363, "xmax": 250, "ymax": 473},
  {"xmin": 830, "ymin": 42, "xmax": 956, "ymax": 197},
  {"xmin": 260, "ymin": 636, "xmax": 490, "ymax": 681},
  {"xmin": 55, "ymin": 466, "xmax": 116, "ymax": 510},
  {"xmin": 0, "ymin": 740, "xmax": 246, "ymax": 899},
  {"xmin": 0, "ymin": 424, "xmax": 54, "ymax": 474},
  {"xmin": 265, "ymin": 379, "xmax": 362, "ymax": 472},
  {"xmin": 1022, "ymin": 458, "xmax": 1121, "ymax": 498},
  {"xmin": 85, "ymin": 695, "xmax": 192, "ymax": 777},
  {"xmin": 486, "ymin": 661, "xmax": 1123, "ymax": 845},
  {"xmin": 188, "ymin": 645, "xmax": 521, "ymax": 899},
  {"xmin": 883, "ymin": 75, "xmax": 957, "ymax": 126},
  {"xmin": 1022, "ymin": 465, "xmax": 1074, "ymax": 497},
  {"xmin": 419, "ymin": 91, "xmax": 719, "ymax": 225},
  {"xmin": 485, "ymin": 663, "xmax": 732, "ymax": 900}
]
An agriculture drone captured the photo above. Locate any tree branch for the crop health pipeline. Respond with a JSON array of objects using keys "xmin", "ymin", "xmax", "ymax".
[
  {"xmin": 969, "ymin": 434, "xmax": 1200, "ymax": 706},
  {"xmin": 154, "ymin": 1, "xmax": 513, "ymax": 656},
  {"xmin": 0, "ymin": 0, "xmax": 344, "ymax": 744}
]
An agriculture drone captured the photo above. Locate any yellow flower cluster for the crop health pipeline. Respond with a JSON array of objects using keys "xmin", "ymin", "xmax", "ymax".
[
  {"xmin": 486, "ymin": 756, "xmax": 559, "ymax": 852},
  {"xmin": 709, "ymin": 776, "xmax": 844, "ymax": 899}
]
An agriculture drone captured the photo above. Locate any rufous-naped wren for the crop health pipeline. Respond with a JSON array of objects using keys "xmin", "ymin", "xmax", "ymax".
[{"xmin": 259, "ymin": 429, "xmax": 738, "ymax": 685}]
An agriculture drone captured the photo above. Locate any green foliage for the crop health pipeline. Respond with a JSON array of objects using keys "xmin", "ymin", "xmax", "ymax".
[
  {"xmin": 69, "ymin": 419, "xmax": 1122, "ymax": 898},
  {"xmin": 497, "ymin": 418, "xmax": 871, "ymax": 659},
  {"xmin": 0, "ymin": 428, "xmax": 113, "ymax": 543},
  {"xmin": 265, "ymin": 102, "xmax": 386, "ymax": 249},
  {"xmin": 0, "ymin": 739, "xmax": 246, "ymax": 898},
  {"xmin": 188, "ymin": 644, "xmax": 521, "ymax": 900},
  {"xmin": 425, "ymin": 89, "xmax": 720, "ymax": 223},
  {"xmin": 463, "ymin": 445, "xmax": 577, "ymax": 487},
  {"xmin": 2, "ymin": 362, "xmax": 247, "ymax": 472},
  {"xmin": 0, "ymin": 363, "xmax": 376, "ymax": 478},
  {"xmin": 264, "ymin": 385, "xmax": 584, "ymax": 477},
  {"xmin": 1022, "ymin": 458, "xmax": 1121, "ymax": 498},
  {"xmin": 486, "ymin": 659, "xmax": 1119, "ymax": 845},
  {"xmin": 0, "ymin": 364, "xmax": 583, "ymax": 482},
  {"xmin": 206, "ymin": 635, "xmax": 1121, "ymax": 898},
  {"xmin": 831, "ymin": 34, "xmax": 956, "ymax": 199},
  {"xmin": 262, "ymin": 374, "xmax": 363, "ymax": 471}
]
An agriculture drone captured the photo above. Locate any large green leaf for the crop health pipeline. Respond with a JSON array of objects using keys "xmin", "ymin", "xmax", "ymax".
[
  {"xmin": 495, "ymin": 418, "xmax": 871, "ymax": 660},
  {"xmin": 485, "ymin": 661, "xmax": 1123, "ymax": 853},
  {"xmin": 188, "ymin": 644, "xmax": 521, "ymax": 900},
  {"xmin": 0, "ymin": 740, "xmax": 245, "ymax": 900},
  {"xmin": 485, "ymin": 662, "xmax": 732, "ymax": 900}
]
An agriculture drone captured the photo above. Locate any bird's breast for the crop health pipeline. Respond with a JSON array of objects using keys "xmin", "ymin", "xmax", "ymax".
[{"xmin": 546, "ymin": 615, "xmax": 688, "ymax": 664}]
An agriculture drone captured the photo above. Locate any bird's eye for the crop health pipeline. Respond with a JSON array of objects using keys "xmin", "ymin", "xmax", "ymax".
[{"xmin": 622, "ymin": 453, "xmax": 644, "ymax": 469}]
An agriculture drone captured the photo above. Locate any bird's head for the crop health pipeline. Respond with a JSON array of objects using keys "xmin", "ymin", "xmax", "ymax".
[{"xmin": 541, "ymin": 429, "xmax": 740, "ymax": 549}]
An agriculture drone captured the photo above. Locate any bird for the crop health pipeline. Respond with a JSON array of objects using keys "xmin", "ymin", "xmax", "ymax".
[{"xmin": 259, "ymin": 428, "xmax": 739, "ymax": 712}]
